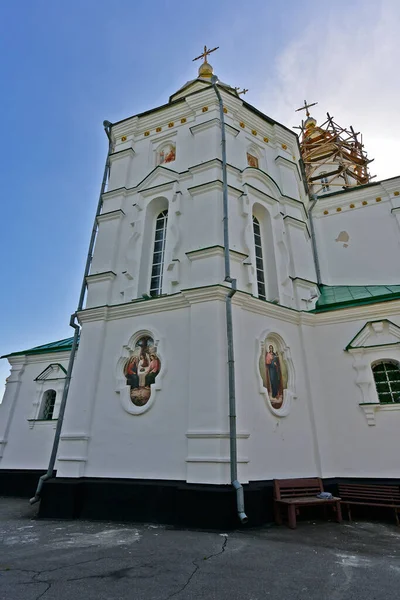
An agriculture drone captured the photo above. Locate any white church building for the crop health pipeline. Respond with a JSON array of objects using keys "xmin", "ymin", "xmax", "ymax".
[{"xmin": 1, "ymin": 49, "xmax": 400, "ymax": 527}]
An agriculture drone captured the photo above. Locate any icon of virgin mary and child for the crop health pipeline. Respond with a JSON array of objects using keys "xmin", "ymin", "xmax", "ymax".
[
  {"xmin": 124, "ymin": 336, "xmax": 161, "ymax": 406},
  {"xmin": 264, "ymin": 344, "xmax": 285, "ymax": 409}
]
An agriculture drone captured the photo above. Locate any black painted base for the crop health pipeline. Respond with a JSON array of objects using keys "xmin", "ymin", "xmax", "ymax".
[
  {"xmin": 1, "ymin": 471, "xmax": 399, "ymax": 529},
  {"xmin": 0, "ymin": 469, "xmax": 47, "ymax": 498},
  {"xmin": 38, "ymin": 477, "xmax": 275, "ymax": 529}
]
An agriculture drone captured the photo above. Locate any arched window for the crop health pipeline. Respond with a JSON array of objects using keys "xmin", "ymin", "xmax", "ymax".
[
  {"xmin": 150, "ymin": 210, "xmax": 168, "ymax": 297},
  {"xmin": 40, "ymin": 389, "xmax": 57, "ymax": 420},
  {"xmin": 252, "ymin": 215, "xmax": 266, "ymax": 301},
  {"xmin": 372, "ymin": 361, "xmax": 400, "ymax": 404}
]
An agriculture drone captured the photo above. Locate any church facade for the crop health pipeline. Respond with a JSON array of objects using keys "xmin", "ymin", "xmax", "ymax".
[{"xmin": 1, "ymin": 53, "xmax": 400, "ymax": 527}]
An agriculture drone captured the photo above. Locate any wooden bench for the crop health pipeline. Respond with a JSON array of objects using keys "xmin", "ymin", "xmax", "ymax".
[
  {"xmin": 274, "ymin": 478, "xmax": 342, "ymax": 529},
  {"xmin": 338, "ymin": 483, "xmax": 400, "ymax": 526}
]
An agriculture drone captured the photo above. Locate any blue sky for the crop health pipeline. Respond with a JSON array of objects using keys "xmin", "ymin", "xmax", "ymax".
[{"xmin": 1, "ymin": 0, "xmax": 399, "ymax": 391}]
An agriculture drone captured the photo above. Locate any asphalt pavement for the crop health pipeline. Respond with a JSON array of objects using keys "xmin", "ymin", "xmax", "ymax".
[{"xmin": 0, "ymin": 497, "xmax": 399, "ymax": 600}]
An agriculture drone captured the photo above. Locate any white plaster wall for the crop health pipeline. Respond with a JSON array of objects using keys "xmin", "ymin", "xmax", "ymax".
[
  {"xmin": 0, "ymin": 355, "xmax": 69, "ymax": 470},
  {"xmin": 234, "ymin": 305, "xmax": 320, "ymax": 481},
  {"xmin": 305, "ymin": 312, "xmax": 400, "ymax": 478},
  {"xmin": 315, "ymin": 201, "xmax": 400, "ymax": 285}
]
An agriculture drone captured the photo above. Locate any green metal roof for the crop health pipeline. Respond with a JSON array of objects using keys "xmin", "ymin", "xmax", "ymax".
[
  {"xmin": 2, "ymin": 337, "xmax": 76, "ymax": 359},
  {"xmin": 314, "ymin": 285, "xmax": 400, "ymax": 312}
]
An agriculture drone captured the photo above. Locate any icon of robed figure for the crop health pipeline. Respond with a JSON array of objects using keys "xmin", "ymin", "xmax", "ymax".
[{"xmin": 265, "ymin": 344, "xmax": 284, "ymax": 407}]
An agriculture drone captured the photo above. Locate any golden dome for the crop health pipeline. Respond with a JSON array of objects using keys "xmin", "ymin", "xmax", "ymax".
[
  {"xmin": 304, "ymin": 116, "xmax": 317, "ymax": 129},
  {"xmin": 198, "ymin": 61, "xmax": 214, "ymax": 79}
]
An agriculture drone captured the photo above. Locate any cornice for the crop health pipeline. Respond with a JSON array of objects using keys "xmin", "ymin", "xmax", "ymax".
[
  {"xmin": 283, "ymin": 215, "xmax": 311, "ymax": 239},
  {"xmin": 97, "ymin": 209, "xmax": 125, "ymax": 224},
  {"xmin": 313, "ymin": 185, "xmax": 391, "ymax": 216},
  {"xmin": 112, "ymin": 116, "xmax": 139, "ymax": 139},
  {"xmin": 243, "ymin": 182, "xmax": 279, "ymax": 205},
  {"xmin": 109, "ymin": 148, "xmax": 135, "ymax": 163},
  {"xmin": 15, "ymin": 351, "xmax": 72, "ymax": 365},
  {"xmin": 139, "ymin": 180, "xmax": 179, "ymax": 198},
  {"xmin": 275, "ymin": 154, "xmax": 302, "ymax": 181},
  {"xmin": 301, "ymin": 298, "xmax": 400, "ymax": 326},
  {"xmin": 187, "ymin": 179, "xmax": 243, "ymax": 198},
  {"xmin": 135, "ymin": 103, "xmax": 191, "ymax": 137},
  {"xmin": 242, "ymin": 168, "xmax": 282, "ymax": 198},
  {"xmin": 150, "ymin": 130, "xmax": 178, "ymax": 146},
  {"xmin": 75, "ymin": 283, "xmax": 400, "ymax": 328},
  {"xmin": 238, "ymin": 293, "xmax": 300, "ymax": 324},
  {"xmin": 189, "ymin": 118, "xmax": 219, "ymax": 135},
  {"xmin": 280, "ymin": 195, "xmax": 308, "ymax": 221},
  {"xmin": 186, "ymin": 430, "xmax": 250, "ymax": 439},
  {"xmin": 86, "ymin": 271, "xmax": 116, "ymax": 284},
  {"xmin": 290, "ymin": 276, "xmax": 318, "ymax": 286},
  {"xmin": 186, "ymin": 245, "xmax": 248, "ymax": 262}
]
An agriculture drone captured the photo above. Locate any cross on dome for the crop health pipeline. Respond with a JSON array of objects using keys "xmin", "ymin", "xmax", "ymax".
[
  {"xmin": 192, "ymin": 45, "xmax": 219, "ymax": 64},
  {"xmin": 295, "ymin": 99, "xmax": 318, "ymax": 118},
  {"xmin": 192, "ymin": 44, "xmax": 219, "ymax": 79}
]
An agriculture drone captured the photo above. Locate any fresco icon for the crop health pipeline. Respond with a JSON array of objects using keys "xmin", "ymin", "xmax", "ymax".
[
  {"xmin": 259, "ymin": 337, "xmax": 288, "ymax": 410},
  {"xmin": 158, "ymin": 143, "xmax": 176, "ymax": 165},
  {"xmin": 124, "ymin": 336, "xmax": 161, "ymax": 407},
  {"xmin": 247, "ymin": 152, "xmax": 259, "ymax": 168}
]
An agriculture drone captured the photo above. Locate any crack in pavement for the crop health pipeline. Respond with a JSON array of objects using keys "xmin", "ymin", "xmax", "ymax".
[
  {"xmin": 3, "ymin": 556, "xmax": 113, "ymax": 600},
  {"xmin": 165, "ymin": 535, "xmax": 228, "ymax": 599}
]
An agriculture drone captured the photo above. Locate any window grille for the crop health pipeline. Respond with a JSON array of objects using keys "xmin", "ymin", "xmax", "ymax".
[
  {"xmin": 150, "ymin": 210, "xmax": 168, "ymax": 297},
  {"xmin": 41, "ymin": 390, "xmax": 57, "ymax": 420},
  {"xmin": 372, "ymin": 361, "xmax": 400, "ymax": 404},
  {"xmin": 252, "ymin": 216, "xmax": 266, "ymax": 301}
]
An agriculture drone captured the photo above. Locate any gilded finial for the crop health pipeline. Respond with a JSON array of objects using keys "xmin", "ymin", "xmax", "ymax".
[{"xmin": 193, "ymin": 45, "xmax": 219, "ymax": 79}]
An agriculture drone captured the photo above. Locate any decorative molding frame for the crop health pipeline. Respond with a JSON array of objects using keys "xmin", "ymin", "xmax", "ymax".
[
  {"xmin": 115, "ymin": 328, "xmax": 166, "ymax": 415},
  {"xmin": 256, "ymin": 329, "xmax": 297, "ymax": 417},
  {"xmin": 347, "ymin": 320, "xmax": 400, "ymax": 425}
]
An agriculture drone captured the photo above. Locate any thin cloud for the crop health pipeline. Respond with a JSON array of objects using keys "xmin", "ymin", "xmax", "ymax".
[{"xmin": 259, "ymin": 0, "xmax": 400, "ymax": 181}]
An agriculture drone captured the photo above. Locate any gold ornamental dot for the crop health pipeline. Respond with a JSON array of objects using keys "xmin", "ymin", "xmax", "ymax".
[
  {"xmin": 239, "ymin": 122, "xmax": 245, "ymax": 128},
  {"xmin": 336, "ymin": 207, "xmax": 342, "ymax": 212},
  {"xmin": 121, "ymin": 136, "xmax": 127, "ymax": 142},
  {"xmin": 376, "ymin": 197, "xmax": 382, "ymax": 202},
  {"xmin": 281, "ymin": 143, "xmax": 287, "ymax": 150},
  {"xmin": 263, "ymin": 137, "xmax": 269, "ymax": 143},
  {"xmin": 144, "ymin": 131, "xmax": 150, "ymax": 137},
  {"xmin": 202, "ymin": 106, "xmax": 208, "ymax": 112},
  {"xmin": 394, "ymin": 191, "xmax": 400, "ymax": 196},
  {"xmin": 350, "ymin": 203, "xmax": 355, "ymax": 208},
  {"xmin": 223, "ymin": 107, "xmax": 228, "ymax": 114},
  {"xmin": 252, "ymin": 129, "xmax": 257, "ymax": 136},
  {"xmin": 181, "ymin": 118, "xmax": 187, "ymax": 124},
  {"xmin": 156, "ymin": 127, "xmax": 162, "ymax": 133},
  {"xmin": 323, "ymin": 210, "xmax": 329, "ymax": 215},
  {"xmin": 362, "ymin": 200, "xmax": 368, "ymax": 205},
  {"xmin": 168, "ymin": 122, "xmax": 174, "ymax": 128}
]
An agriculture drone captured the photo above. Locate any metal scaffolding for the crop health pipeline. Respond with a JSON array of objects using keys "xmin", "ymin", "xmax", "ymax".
[{"xmin": 295, "ymin": 101, "xmax": 374, "ymax": 196}]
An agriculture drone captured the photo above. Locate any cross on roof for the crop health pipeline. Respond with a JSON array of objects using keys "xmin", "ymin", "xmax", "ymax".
[
  {"xmin": 235, "ymin": 87, "xmax": 249, "ymax": 96},
  {"xmin": 295, "ymin": 99, "xmax": 318, "ymax": 118},
  {"xmin": 192, "ymin": 45, "xmax": 219, "ymax": 64}
]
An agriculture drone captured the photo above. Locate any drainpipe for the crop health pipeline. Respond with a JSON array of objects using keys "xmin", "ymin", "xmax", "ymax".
[
  {"xmin": 212, "ymin": 77, "xmax": 248, "ymax": 524},
  {"xmin": 30, "ymin": 120, "xmax": 113, "ymax": 505},
  {"xmin": 308, "ymin": 194, "xmax": 322, "ymax": 286}
]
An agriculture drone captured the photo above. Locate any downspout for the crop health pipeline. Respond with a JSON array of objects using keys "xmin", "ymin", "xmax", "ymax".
[
  {"xmin": 308, "ymin": 194, "xmax": 322, "ymax": 286},
  {"xmin": 211, "ymin": 77, "xmax": 248, "ymax": 524},
  {"xmin": 30, "ymin": 120, "xmax": 113, "ymax": 504}
]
